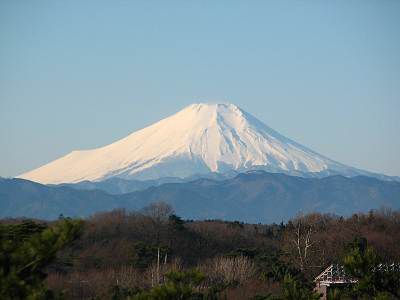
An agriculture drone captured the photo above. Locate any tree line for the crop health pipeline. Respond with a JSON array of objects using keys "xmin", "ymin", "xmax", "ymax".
[{"xmin": 1, "ymin": 203, "xmax": 399, "ymax": 299}]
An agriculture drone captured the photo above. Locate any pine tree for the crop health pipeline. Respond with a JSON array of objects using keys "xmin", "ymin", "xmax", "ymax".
[{"xmin": 0, "ymin": 219, "xmax": 83, "ymax": 299}]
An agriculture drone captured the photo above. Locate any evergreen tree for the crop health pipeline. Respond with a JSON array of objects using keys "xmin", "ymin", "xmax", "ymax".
[
  {"xmin": 0, "ymin": 219, "xmax": 83, "ymax": 299},
  {"xmin": 342, "ymin": 237, "xmax": 400, "ymax": 299},
  {"xmin": 132, "ymin": 270, "xmax": 206, "ymax": 300}
]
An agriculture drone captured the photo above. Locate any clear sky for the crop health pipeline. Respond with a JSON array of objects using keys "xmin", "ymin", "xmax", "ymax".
[{"xmin": 0, "ymin": 1, "xmax": 399, "ymax": 178}]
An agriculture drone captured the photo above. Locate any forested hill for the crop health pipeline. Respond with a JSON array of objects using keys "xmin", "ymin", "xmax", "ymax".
[
  {"xmin": 2, "ymin": 208, "xmax": 399, "ymax": 299},
  {"xmin": 1, "ymin": 171, "xmax": 400, "ymax": 222}
]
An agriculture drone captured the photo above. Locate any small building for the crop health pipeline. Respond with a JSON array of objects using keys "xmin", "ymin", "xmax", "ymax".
[
  {"xmin": 314, "ymin": 264, "xmax": 356, "ymax": 300},
  {"xmin": 315, "ymin": 263, "xmax": 400, "ymax": 299}
]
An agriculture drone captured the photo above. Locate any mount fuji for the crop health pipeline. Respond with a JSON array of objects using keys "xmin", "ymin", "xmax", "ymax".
[{"xmin": 19, "ymin": 103, "xmax": 384, "ymax": 184}]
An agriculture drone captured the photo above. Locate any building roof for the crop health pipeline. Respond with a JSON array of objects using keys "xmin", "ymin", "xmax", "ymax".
[
  {"xmin": 315, "ymin": 263, "xmax": 400, "ymax": 286},
  {"xmin": 314, "ymin": 264, "xmax": 356, "ymax": 285}
]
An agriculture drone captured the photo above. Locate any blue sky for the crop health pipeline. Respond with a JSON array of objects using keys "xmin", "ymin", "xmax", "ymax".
[{"xmin": 0, "ymin": 1, "xmax": 399, "ymax": 177}]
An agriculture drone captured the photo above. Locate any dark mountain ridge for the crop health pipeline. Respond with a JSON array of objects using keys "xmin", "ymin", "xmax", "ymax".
[{"xmin": 1, "ymin": 171, "xmax": 399, "ymax": 223}]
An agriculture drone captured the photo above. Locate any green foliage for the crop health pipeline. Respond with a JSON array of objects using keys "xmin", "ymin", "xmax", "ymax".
[
  {"xmin": 132, "ymin": 270, "xmax": 206, "ymax": 299},
  {"xmin": 326, "ymin": 288, "xmax": 344, "ymax": 300},
  {"xmin": 257, "ymin": 251, "xmax": 303, "ymax": 284},
  {"xmin": 0, "ymin": 219, "xmax": 83, "ymax": 299},
  {"xmin": 165, "ymin": 270, "xmax": 205, "ymax": 286},
  {"xmin": 281, "ymin": 274, "xmax": 321, "ymax": 300},
  {"xmin": 254, "ymin": 273, "xmax": 321, "ymax": 300},
  {"xmin": 342, "ymin": 237, "xmax": 400, "ymax": 299},
  {"xmin": 131, "ymin": 242, "xmax": 169, "ymax": 269},
  {"xmin": 168, "ymin": 214, "xmax": 185, "ymax": 231},
  {"xmin": 3, "ymin": 210, "xmax": 399, "ymax": 299},
  {"xmin": 251, "ymin": 249, "xmax": 321, "ymax": 300},
  {"xmin": 110, "ymin": 285, "xmax": 142, "ymax": 300}
]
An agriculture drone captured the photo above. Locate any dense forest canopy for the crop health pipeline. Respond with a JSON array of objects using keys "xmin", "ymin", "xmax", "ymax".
[{"xmin": 1, "ymin": 204, "xmax": 399, "ymax": 299}]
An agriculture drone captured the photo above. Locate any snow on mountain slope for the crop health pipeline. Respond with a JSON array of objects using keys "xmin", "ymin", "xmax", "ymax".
[{"xmin": 19, "ymin": 103, "xmax": 366, "ymax": 184}]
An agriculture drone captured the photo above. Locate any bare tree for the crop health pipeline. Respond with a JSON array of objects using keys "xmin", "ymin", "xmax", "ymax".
[
  {"xmin": 142, "ymin": 201, "xmax": 174, "ymax": 242},
  {"xmin": 283, "ymin": 216, "xmax": 316, "ymax": 272},
  {"xmin": 142, "ymin": 201, "xmax": 174, "ymax": 223},
  {"xmin": 292, "ymin": 220, "xmax": 314, "ymax": 271}
]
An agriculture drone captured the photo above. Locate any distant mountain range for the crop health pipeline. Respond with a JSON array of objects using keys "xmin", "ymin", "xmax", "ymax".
[
  {"xmin": 7, "ymin": 103, "xmax": 399, "ymax": 223},
  {"xmin": 51, "ymin": 172, "xmax": 236, "ymax": 194},
  {"xmin": 18, "ymin": 103, "xmax": 395, "ymax": 184},
  {"xmin": 2, "ymin": 171, "xmax": 399, "ymax": 223}
]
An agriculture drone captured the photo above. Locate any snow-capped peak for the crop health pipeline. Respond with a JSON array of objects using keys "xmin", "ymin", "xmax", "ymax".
[{"xmin": 19, "ymin": 102, "xmax": 362, "ymax": 184}]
